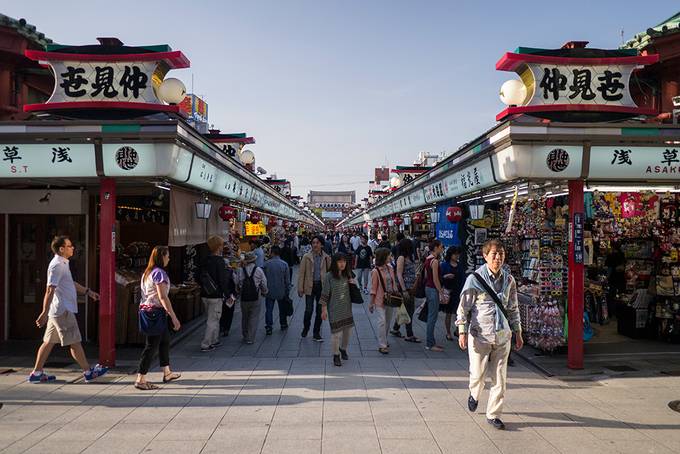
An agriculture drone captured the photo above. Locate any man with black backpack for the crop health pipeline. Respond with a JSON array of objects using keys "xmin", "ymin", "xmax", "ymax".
[
  {"xmin": 236, "ymin": 252, "xmax": 268, "ymax": 344},
  {"xmin": 199, "ymin": 236, "xmax": 236, "ymax": 352}
]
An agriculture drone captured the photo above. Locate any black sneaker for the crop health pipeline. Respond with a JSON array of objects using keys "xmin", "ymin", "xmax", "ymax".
[
  {"xmin": 201, "ymin": 345, "xmax": 216, "ymax": 352},
  {"xmin": 266, "ymin": 327, "xmax": 273, "ymax": 335},
  {"xmin": 333, "ymin": 355, "xmax": 342, "ymax": 367},
  {"xmin": 487, "ymin": 418, "xmax": 505, "ymax": 430},
  {"xmin": 301, "ymin": 328, "xmax": 309, "ymax": 338},
  {"xmin": 211, "ymin": 341, "xmax": 222, "ymax": 348},
  {"xmin": 339, "ymin": 348, "xmax": 349, "ymax": 360},
  {"xmin": 313, "ymin": 335, "xmax": 324, "ymax": 343},
  {"xmin": 468, "ymin": 395, "xmax": 478, "ymax": 412}
]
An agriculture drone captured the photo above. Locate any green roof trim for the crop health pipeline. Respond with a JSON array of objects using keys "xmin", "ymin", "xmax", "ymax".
[
  {"xmin": 622, "ymin": 11, "xmax": 680, "ymax": 50},
  {"xmin": 472, "ymin": 144, "xmax": 482, "ymax": 153},
  {"xmin": 102, "ymin": 124, "xmax": 140, "ymax": 133},
  {"xmin": 46, "ymin": 43, "xmax": 171, "ymax": 53},
  {"xmin": 622, "ymin": 127, "xmax": 659, "ymax": 136},
  {"xmin": 0, "ymin": 14, "xmax": 53, "ymax": 49}
]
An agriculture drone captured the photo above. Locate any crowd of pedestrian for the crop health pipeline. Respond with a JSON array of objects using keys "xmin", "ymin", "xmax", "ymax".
[{"xmin": 29, "ymin": 229, "xmax": 523, "ymax": 430}]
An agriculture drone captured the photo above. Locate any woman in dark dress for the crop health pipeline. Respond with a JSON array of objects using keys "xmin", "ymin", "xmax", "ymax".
[{"xmin": 440, "ymin": 246, "xmax": 465, "ymax": 341}]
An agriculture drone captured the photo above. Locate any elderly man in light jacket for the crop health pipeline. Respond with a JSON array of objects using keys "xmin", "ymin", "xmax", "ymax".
[
  {"xmin": 457, "ymin": 239, "xmax": 523, "ymax": 431},
  {"xmin": 297, "ymin": 235, "xmax": 331, "ymax": 342}
]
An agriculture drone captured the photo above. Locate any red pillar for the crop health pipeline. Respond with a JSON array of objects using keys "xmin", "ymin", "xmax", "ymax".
[
  {"xmin": 567, "ymin": 179, "xmax": 585, "ymax": 369},
  {"xmin": 98, "ymin": 178, "xmax": 116, "ymax": 367}
]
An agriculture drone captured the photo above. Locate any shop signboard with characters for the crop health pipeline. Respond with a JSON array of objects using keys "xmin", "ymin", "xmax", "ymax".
[
  {"xmin": 589, "ymin": 146, "xmax": 680, "ymax": 180},
  {"xmin": 1, "ymin": 143, "xmax": 97, "ymax": 177},
  {"xmin": 495, "ymin": 46, "xmax": 658, "ymax": 122},
  {"xmin": 24, "ymin": 38, "xmax": 190, "ymax": 117}
]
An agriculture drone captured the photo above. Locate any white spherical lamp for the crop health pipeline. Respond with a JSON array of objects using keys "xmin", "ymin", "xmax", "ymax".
[
  {"xmin": 157, "ymin": 78, "xmax": 187, "ymax": 105},
  {"xmin": 240, "ymin": 149, "xmax": 255, "ymax": 165},
  {"xmin": 499, "ymin": 79, "xmax": 527, "ymax": 106},
  {"xmin": 390, "ymin": 175, "xmax": 402, "ymax": 188}
]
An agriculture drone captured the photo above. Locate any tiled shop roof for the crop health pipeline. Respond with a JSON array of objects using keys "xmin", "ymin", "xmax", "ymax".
[
  {"xmin": 0, "ymin": 14, "xmax": 53, "ymax": 49},
  {"xmin": 622, "ymin": 11, "xmax": 680, "ymax": 50}
]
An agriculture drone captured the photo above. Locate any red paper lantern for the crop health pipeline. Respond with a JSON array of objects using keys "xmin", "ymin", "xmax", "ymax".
[
  {"xmin": 446, "ymin": 206, "xmax": 463, "ymax": 223},
  {"xmin": 380, "ymin": 220, "xmax": 389, "ymax": 229},
  {"xmin": 268, "ymin": 217, "xmax": 278, "ymax": 227},
  {"xmin": 393, "ymin": 216, "xmax": 403, "ymax": 226},
  {"xmin": 249, "ymin": 212, "xmax": 261, "ymax": 223},
  {"xmin": 218, "ymin": 204, "xmax": 236, "ymax": 221},
  {"xmin": 412, "ymin": 212, "xmax": 425, "ymax": 224}
]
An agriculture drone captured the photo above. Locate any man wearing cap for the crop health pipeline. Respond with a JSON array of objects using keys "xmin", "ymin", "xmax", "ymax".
[{"xmin": 236, "ymin": 252, "xmax": 268, "ymax": 344}]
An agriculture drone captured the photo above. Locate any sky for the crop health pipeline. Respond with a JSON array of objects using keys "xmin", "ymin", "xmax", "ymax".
[{"xmin": 4, "ymin": 0, "xmax": 679, "ymax": 201}]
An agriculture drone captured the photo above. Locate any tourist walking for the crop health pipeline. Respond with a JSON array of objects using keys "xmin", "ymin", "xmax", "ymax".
[
  {"xmin": 390, "ymin": 239, "xmax": 421, "ymax": 342},
  {"xmin": 237, "ymin": 252, "xmax": 268, "ymax": 344},
  {"xmin": 350, "ymin": 232, "xmax": 361, "ymax": 252},
  {"xmin": 369, "ymin": 248, "xmax": 398, "ymax": 354},
  {"xmin": 457, "ymin": 239, "xmax": 523, "ymax": 430},
  {"xmin": 321, "ymin": 253, "xmax": 355, "ymax": 366},
  {"xmin": 440, "ymin": 246, "xmax": 465, "ymax": 341},
  {"xmin": 199, "ymin": 235, "xmax": 235, "ymax": 352},
  {"xmin": 30, "ymin": 235, "xmax": 108, "ymax": 384},
  {"xmin": 368, "ymin": 233, "xmax": 379, "ymax": 252},
  {"xmin": 136, "ymin": 246, "xmax": 181, "ymax": 390},
  {"xmin": 281, "ymin": 235, "xmax": 297, "ymax": 280},
  {"xmin": 353, "ymin": 235, "xmax": 373, "ymax": 294},
  {"xmin": 298, "ymin": 235, "xmax": 331, "ymax": 341},
  {"xmin": 251, "ymin": 239, "xmax": 265, "ymax": 268},
  {"xmin": 424, "ymin": 240, "xmax": 446, "ymax": 351},
  {"xmin": 264, "ymin": 246, "xmax": 291, "ymax": 334}
]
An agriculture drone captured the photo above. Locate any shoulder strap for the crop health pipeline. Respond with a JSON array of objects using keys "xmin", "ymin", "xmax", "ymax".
[
  {"xmin": 472, "ymin": 272, "xmax": 509, "ymax": 321},
  {"xmin": 377, "ymin": 267, "xmax": 388, "ymax": 293}
]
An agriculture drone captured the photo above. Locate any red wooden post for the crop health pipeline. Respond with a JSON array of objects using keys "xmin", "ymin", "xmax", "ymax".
[
  {"xmin": 98, "ymin": 178, "xmax": 116, "ymax": 367},
  {"xmin": 568, "ymin": 179, "xmax": 584, "ymax": 370}
]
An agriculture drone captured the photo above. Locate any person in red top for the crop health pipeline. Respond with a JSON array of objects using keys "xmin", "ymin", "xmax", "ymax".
[{"xmin": 424, "ymin": 240, "xmax": 446, "ymax": 351}]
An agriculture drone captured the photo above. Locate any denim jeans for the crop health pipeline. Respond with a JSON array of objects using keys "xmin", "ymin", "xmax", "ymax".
[
  {"xmin": 304, "ymin": 281, "xmax": 323, "ymax": 336},
  {"xmin": 356, "ymin": 268, "xmax": 371, "ymax": 291},
  {"xmin": 425, "ymin": 286, "xmax": 440, "ymax": 347},
  {"xmin": 265, "ymin": 298, "xmax": 288, "ymax": 329}
]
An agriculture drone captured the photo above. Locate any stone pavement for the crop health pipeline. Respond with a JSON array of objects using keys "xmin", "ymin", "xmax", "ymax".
[{"xmin": 1, "ymin": 286, "xmax": 679, "ymax": 453}]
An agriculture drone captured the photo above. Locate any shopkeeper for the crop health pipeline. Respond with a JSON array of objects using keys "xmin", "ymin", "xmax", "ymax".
[{"xmin": 605, "ymin": 241, "xmax": 626, "ymax": 306}]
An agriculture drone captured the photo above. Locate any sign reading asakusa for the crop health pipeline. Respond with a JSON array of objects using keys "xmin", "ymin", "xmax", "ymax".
[{"xmin": 590, "ymin": 146, "xmax": 680, "ymax": 179}]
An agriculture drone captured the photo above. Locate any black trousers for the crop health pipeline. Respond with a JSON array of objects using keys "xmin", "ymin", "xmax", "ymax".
[
  {"xmin": 220, "ymin": 300, "xmax": 235, "ymax": 334},
  {"xmin": 138, "ymin": 327, "xmax": 170, "ymax": 375},
  {"xmin": 304, "ymin": 281, "xmax": 323, "ymax": 336}
]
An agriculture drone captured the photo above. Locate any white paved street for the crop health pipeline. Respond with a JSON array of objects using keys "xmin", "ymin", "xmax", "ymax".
[{"xmin": 1, "ymin": 291, "xmax": 679, "ymax": 454}]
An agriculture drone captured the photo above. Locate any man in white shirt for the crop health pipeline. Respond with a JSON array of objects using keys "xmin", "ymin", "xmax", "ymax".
[
  {"xmin": 29, "ymin": 235, "xmax": 108, "ymax": 383},
  {"xmin": 350, "ymin": 233, "xmax": 361, "ymax": 252}
]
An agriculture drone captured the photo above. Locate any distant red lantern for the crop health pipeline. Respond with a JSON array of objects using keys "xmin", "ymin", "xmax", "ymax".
[
  {"xmin": 218, "ymin": 204, "xmax": 236, "ymax": 221},
  {"xmin": 380, "ymin": 220, "xmax": 389, "ymax": 229},
  {"xmin": 249, "ymin": 212, "xmax": 261, "ymax": 223},
  {"xmin": 446, "ymin": 206, "xmax": 463, "ymax": 223},
  {"xmin": 393, "ymin": 216, "xmax": 403, "ymax": 226},
  {"xmin": 412, "ymin": 212, "xmax": 425, "ymax": 224},
  {"xmin": 268, "ymin": 217, "xmax": 277, "ymax": 227}
]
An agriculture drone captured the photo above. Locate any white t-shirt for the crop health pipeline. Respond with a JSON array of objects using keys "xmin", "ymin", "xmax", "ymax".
[
  {"xmin": 350, "ymin": 235, "xmax": 361, "ymax": 251},
  {"xmin": 47, "ymin": 254, "xmax": 78, "ymax": 317}
]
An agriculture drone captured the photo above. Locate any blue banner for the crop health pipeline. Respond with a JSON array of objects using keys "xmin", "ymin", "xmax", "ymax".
[{"xmin": 435, "ymin": 203, "xmax": 461, "ymax": 248}]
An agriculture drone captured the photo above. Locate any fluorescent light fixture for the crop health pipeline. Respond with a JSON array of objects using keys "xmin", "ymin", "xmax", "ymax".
[
  {"xmin": 586, "ymin": 185, "xmax": 680, "ymax": 193},
  {"xmin": 154, "ymin": 181, "xmax": 171, "ymax": 191},
  {"xmin": 547, "ymin": 192, "xmax": 569, "ymax": 198},
  {"xmin": 484, "ymin": 196, "xmax": 502, "ymax": 202}
]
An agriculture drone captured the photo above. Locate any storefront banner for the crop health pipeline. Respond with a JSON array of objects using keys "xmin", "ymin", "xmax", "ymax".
[
  {"xmin": 442, "ymin": 158, "xmax": 495, "ymax": 199},
  {"xmin": 492, "ymin": 145, "xmax": 583, "ymax": 182},
  {"xmin": 589, "ymin": 146, "xmax": 680, "ymax": 180},
  {"xmin": 235, "ymin": 180, "xmax": 253, "ymax": 204},
  {"xmin": 186, "ymin": 155, "xmax": 217, "ymax": 192},
  {"xmin": 215, "ymin": 171, "xmax": 239, "ymax": 200},
  {"xmin": 102, "ymin": 143, "xmax": 192, "ymax": 180},
  {"xmin": 424, "ymin": 178, "xmax": 447, "ymax": 204},
  {"xmin": 1, "ymin": 143, "xmax": 96, "ymax": 177},
  {"xmin": 435, "ymin": 203, "xmax": 462, "ymax": 248}
]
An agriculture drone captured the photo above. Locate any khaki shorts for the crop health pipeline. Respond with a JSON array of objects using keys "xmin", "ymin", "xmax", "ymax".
[{"xmin": 43, "ymin": 311, "xmax": 82, "ymax": 347}]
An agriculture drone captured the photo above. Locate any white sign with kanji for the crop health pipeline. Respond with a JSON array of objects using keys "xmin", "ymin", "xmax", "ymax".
[
  {"xmin": 590, "ymin": 146, "xmax": 680, "ymax": 180},
  {"xmin": 47, "ymin": 61, "xmax": 161, "ymax": 104},
  {"xmin": 526, "ymin": 64, "xmax": 636, "ymax": 108},
  {"xmin": 0, "ymin": 143, "xmax": 96, "ymax": 177}
]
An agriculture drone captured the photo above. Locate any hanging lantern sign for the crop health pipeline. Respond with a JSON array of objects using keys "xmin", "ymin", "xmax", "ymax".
[
  {"xmin": 249, "ymin": 212, "xmax": 261, "ymax": 223},
  {"xmin": 393, "ymin": 216, "xmax": 403, "ymax": 226},
  {"xmin": 412, "ymin": 212, "xmax": 425, "ymax": 224},
  {"xmin": 446, "ymin": 206, "xmax": 463, "ymax": 223},
  {"xmin": 219, "ymin": 204, "xmax": 236, "ymax": 221}
]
